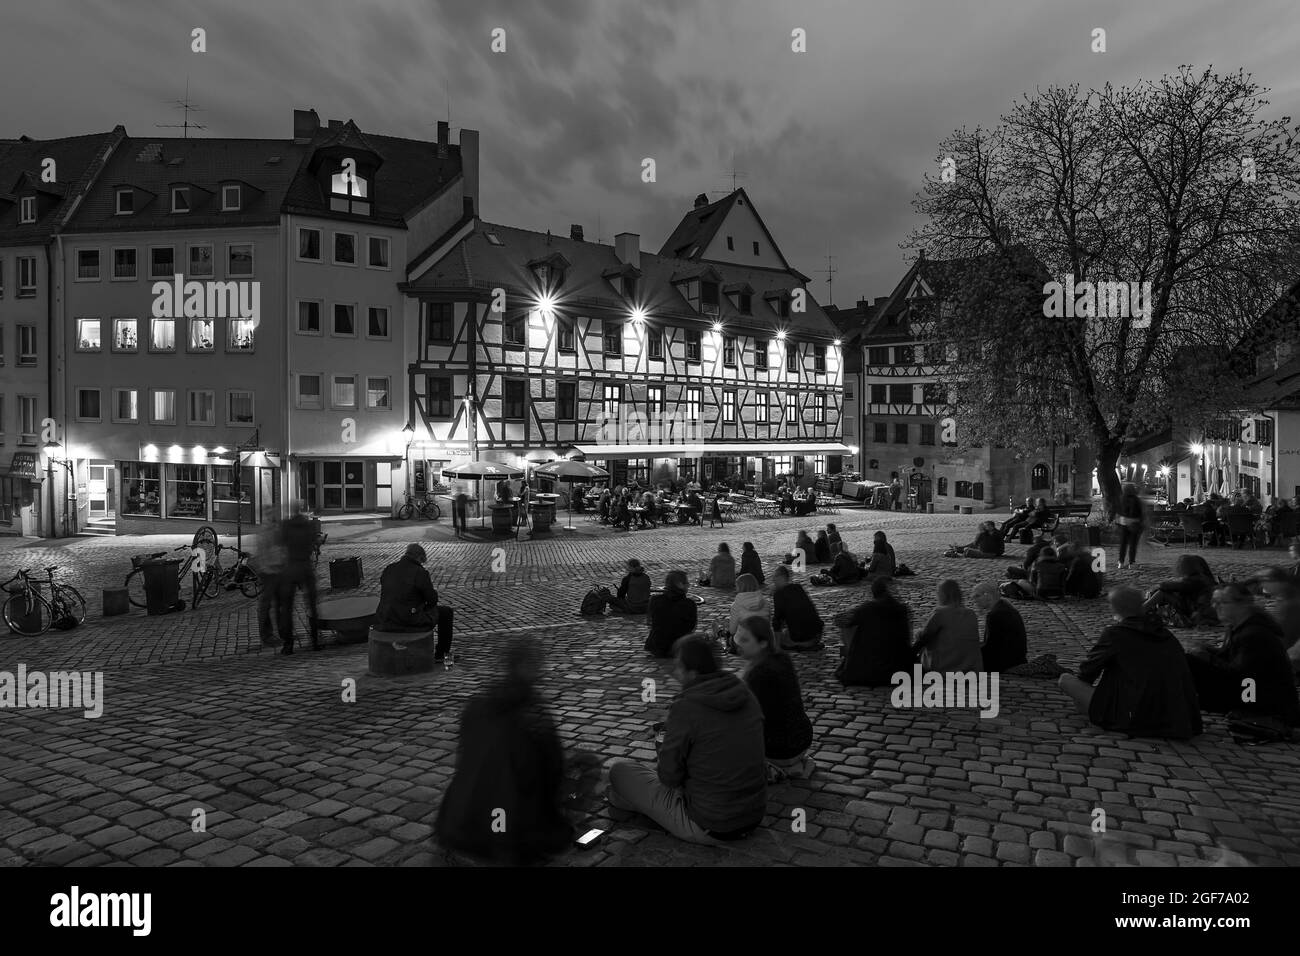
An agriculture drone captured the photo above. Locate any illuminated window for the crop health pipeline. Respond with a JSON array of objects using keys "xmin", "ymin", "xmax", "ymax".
[
  {"xmin": 366, "ymin": 377, "xmax": 390, "ymax": 410},
  {"xmin": 722, "ymin": 390, "xmax": 736, "ymax": 422},
  {"xmin": 76, "ymin": 318, "xmax": 101, "ymax": 351},
  {"xmin": 813, "ymin": 393, "xmax": 825, "ymax": 424},
  {"xmin": 150, "ymin": 318, "xmax": 175, "ymax": 351},
  {"xmin": 755, "ymin": 391, "xmax": 768, "ymax": 423},
  {"xmin": 113, "ymin": 318, "xmax": 138, "ymax": 352},
  {"xmin": 331, "ymin": 164, "xmax": 371, "ymax": 215},
  {"xmin": 189, "ymin": 243, "xmax": 213, "ymax": 277},
  {"xmin": 189, "ymin": 318, "xmax": 215, "ymax": 351},
  {"xmin": 331, "ymin": 375, "xmax": 357, "ymax": 409},
  {"xmin": 228, "ymin": 318, "xmax": 255, "ymax": 351},
  {"xmin": 686, "ymin": 387, "xmax": 702, "ymax": 422}
]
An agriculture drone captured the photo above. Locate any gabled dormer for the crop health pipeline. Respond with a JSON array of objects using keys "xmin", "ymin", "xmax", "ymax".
[
  {"xmin": 764, "ymin": 288, "xmax": 792, "ymax": 319},
  {"xmin": 601, "ymin": 261, "xmax": 642, "ymax": 302},
  {"xmin": 218, "ymin": 179, "xmax": 261, "ymax": 212},
  {"xmin": 306, "ymin": 120, "xmax": 383, "ymax": 216},
  {"xmin": 671, "ymin": 265, "xmax": 723, "ymax": 317},
  {"xmin": 113, "ymin": 184, "xmax": 156, "ymax": 216},
  {"xmin": 168, "ymin": 181, "xmax": 212, "ymax": 214},
  {"xmin": 7, "ymin": 170, "xmax": 65, "ymax": 224},
  {"xmin": 527, "ymin": 252, "xmax": 571, "ymax": 296},
  {"xmin": 724, "ymin": 281, "xmax": 755, "ymax": 316}
]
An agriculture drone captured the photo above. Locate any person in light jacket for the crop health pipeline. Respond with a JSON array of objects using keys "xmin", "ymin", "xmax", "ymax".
[
  {"xmin": 703, "ymin": 543, "xmax": 736, "ymax": 589},
  {"xmin": 913, "ymin": 579, "xmax": 982, "ymax": 672}
]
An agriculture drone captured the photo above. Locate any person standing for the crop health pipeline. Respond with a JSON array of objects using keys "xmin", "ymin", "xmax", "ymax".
[
  {"xmin": 890, "ymin": 477, "xmax": 903, "ymax": 512},
  {"xmin": 277, "ymin": 503, "xmax": 320, "ymax": 654},
  {"xmin": 256, "ymin": 513, "xmax": 287, "ymax": 648},
  {"xmin": 375, "ymin": 543, "xmax": 456, "ymax": 662},
  {"xmin": 453, "ymin": 491, "xmax": 470, "ymax": 539},
  {"xmin": 1117, "ymin": 482, "xmax": 1145, "ymax": 570}
]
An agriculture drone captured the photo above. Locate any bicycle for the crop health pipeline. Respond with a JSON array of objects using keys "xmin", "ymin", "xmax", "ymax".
[
  {"xmin": 396, "ymin": 492, "xmax": 441, "ymax": 521},
  {"xmin": 198, "ymin": 540, "xmax": 262, "ymax": 600},
  {"xmin": 3, "ymin": 567, "xmax": 87, "ymax": 636},
  {"xmin": 124, "ymin": 525, "xmax": 218, "ymax": 610}
]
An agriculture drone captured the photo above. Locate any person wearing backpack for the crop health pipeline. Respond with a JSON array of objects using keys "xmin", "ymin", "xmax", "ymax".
[{"xmin": 608, "ymin": 559, "xmax": 653, "ymax": 614}]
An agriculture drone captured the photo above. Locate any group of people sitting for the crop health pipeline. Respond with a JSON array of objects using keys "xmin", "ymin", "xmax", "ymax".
[
  {"xmin": 1000, "ymin": 497, "xmax": 1054, "ymax": 541},
  {"xmin": 1174, "ymin": 493, "xmax": 1288, "ymax": 548},
  {"xmin": 1001, "ymin": 535, "xmax": 1102, "ymax": 600}
]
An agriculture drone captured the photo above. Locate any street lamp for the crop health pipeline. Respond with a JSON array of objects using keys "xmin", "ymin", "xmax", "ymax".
[{"xmin": 41, "ymin": 440, "xmax": 74, "ymax": 538}]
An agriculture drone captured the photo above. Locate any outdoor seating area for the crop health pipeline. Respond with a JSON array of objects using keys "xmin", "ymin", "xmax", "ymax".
[{"xmin": 577, "ymin": 484, "xmax": 847, "ymax": 532}]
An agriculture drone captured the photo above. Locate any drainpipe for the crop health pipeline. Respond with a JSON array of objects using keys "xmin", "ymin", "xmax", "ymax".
[{"xmin": 45, "ymin": 241, "xmax": 57, "ymax": 537}]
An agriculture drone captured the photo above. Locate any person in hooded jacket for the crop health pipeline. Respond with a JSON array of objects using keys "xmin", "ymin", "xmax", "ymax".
[
  {"xmin": 435, "ymin": 639, "xmax": 574, "ymax": 864},
  {"xmin": 726, "ymin": 574, "xmax": 769, "ymax": 639},
  {"xmin": 739, "ymin": 542, "xmax": 765, "ymax": 586},
  {"xmin": 834, "ymin": 577, "xmax": 913, "ymax": 686},
  {"xmin": 607, "ymin": 635, "xmax": 767, "ymax": 844},
  {"xmin": 783, "ymin": 530, "xmax": 818, "ymax": 566},
  {"xmin": 646, "ymin": 571, "xmax": 698, "ymax": 657},
  {"xmin": 1184, "ymin": 583, "xmax": 1300, "ymax": 725},
  {"xmin": 608, "ymin": 558, "xmax": 653, "ymax": 614},
  {"xmin": 1058, "ymin": 587, "xmax": 1203, "ymax": 738},
  {"xmin": 771, "ymin": 565, "xmax": 824, "ymax": 649}
]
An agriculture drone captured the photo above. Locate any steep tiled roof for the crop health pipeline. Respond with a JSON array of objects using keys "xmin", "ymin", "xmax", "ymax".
[
  {"xmin": 658, "ymin": 192, "xmax": 731, "ymax": 259},
  {"xmin": 283, "ymin": 124, "xmax": 462, "ymax": 227},
  {"xmin": 0, "ymin": 130, "xmax": 123, "ymax": 245},
  {"xmin": 1245, "ymin": 352, "xmax": 1300, "ymax": 409},
  {"xmin": 412, "ymin": 220, "xmax": 840, "ymax": 339},
  {"xmin": 64, "ymin": 136, "xmax": 308, "ymax": 232}
]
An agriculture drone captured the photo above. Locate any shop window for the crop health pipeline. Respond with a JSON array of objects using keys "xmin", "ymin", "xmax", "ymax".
[
  {"xmin": 166, "ymin": 464, "xmax": 208, "ymax": 519},
  {"xmin": 211, "ymin": 465, "xmax": 255, "ymax": 523},
  {"xmin": 121, "ymin": 463, "xmax": 161, "ymax": 517}
]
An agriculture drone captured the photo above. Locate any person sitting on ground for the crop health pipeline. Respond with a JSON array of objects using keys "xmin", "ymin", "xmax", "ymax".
[
  {"xmin": 435, "ymin": 638, "xmax": 575, "ymax": 865},
  {"xmin": 771, "ymin": 565, "xmax": 824, "ymax": 650},
  {"xmin": 701, "ymin": 542, "xmax": 736, "ymax": 589},
  {"xmin": 607, "ymin": 635, "xmax": 767, "ymax": 845},
  {"xmin": 726, "ymin": 574, "xmax": 769, "ymax": 644},
  {"xmin": 1001, "ymin": 497, "xmax": 1035, "ymax": 539},
  {"xmin": 834, "ymin": 577, "xmax": 913, "ymax": 686},
  {"xmin": 1062, "ymin": 542, "xmax": 1102, "ymax": 599},
  {"xmin": 914, "ymin": 579, "xmax": 983, "ymax": 672},
  {"xmin": 1028, "ymin": 546, "xmax": 1068, "ymax": 599},
  {"xmin": 608, "ymin": 558, "xmax": 653, "ymax": 614},
  {"xmin": 739, "ymin": 541, "xmax": 765, "ymax": 586},
  {"xmin": 827, "ymin": 548, "xmax": 862, "ymax": 586},
  {"xmin": 972, "ymin": 582, "xmax": 1027, "ymax": 671},
  {"xmin": 737, "ymin": 616, "xmax": 816, "ymax": 781},
  {"xmin": 827, "ymin": 524, "xmax": 844, "ymax": 559},
  {"xmin": 1057, "ymin": 586, "xmax": 1203, "ymax": 739},
  {"xmin": 783, "ymin": 530, "xmax": 818, "ymax": 566},
  {"xmin": 814, "ymin": 530, "xmax": 831, "ymax": 564},
  {"xmin": 1010, "ymin": 532, "xmax": 1070, "ymax": 580},
  {"xmin": 1143, "ymin": 554, "xmax": 1217, "ymax": 625},
  {"xmin": 949, "ymin": 521, "xmax": 1004, "ymax": 558},
  {"xmin": 375, "ymin": 543, "xmax": 455, "ymax": 662},
  {"xmin": 646, "ymin": 571, "xmax": 698, "ymax": 658},
  {"xmin": 862, "ymin": 531, "xmax": 896, "ymax": 577},
  {"xmin": 1261, "ymin": 572, "xmax": 1300, "ymax": 669},
  {"xmin": 1184, "ymin": 584, "xmax": 1300, "ymax": 725}
]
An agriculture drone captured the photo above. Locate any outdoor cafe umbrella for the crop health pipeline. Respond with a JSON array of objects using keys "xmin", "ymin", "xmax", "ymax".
[
  {"xmin": 441, "ymin": 458, "xmax": 526, "ymax": 528},
  {"xmin": 533, "ymin": 459, "xmax": 610, "ymax": 529}
]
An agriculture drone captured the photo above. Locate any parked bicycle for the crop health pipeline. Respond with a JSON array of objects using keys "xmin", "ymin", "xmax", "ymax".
[
  {"xmin": 198, "ymin": 540, "xmax": 262, "ymax": 600},
  {"xmin": 123, "ymin": 525, "xmax": 218, "ymax": 610},
  {"xmin": 397, "ymin": 492, "xmax": 441, "ymax": 521},
  {"xmin": 2, "ymin": 567, "xmax": 87, "ymax": 636}
]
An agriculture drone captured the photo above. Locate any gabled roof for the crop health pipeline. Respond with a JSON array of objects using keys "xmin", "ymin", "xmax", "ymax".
[
  {"xmin": 1244, "ymin": 352, "xmax": 1300, "ymax": 410},
  {"xmin": 657, "ymin": 187, "xmax": 800, "ymax": 277},
  {"xmin": 65, "ymin": 136, "xmax": 308, "ymax": 232},
  {"xmin": 408, "ymin": 220, "xmax": 841, "ymax": 339},
  {"xmin": 0, "ymin": 129, "xmax": 124, "ymax": 246}
]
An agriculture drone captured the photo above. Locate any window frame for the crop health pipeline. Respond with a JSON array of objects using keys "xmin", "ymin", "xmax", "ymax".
[
  {"xmin": 112, "ymin": 317, "xmax": 139, "ymax": 354},
  {"xmin": 227, "ymin": 315, "xmax": 256, "ymax": 353},
  {"xmin": 148, "ymin": 316, "xmax": 176, "ymax": 353},
  {"xmin": 365, "ymin": 306, "xmax": 390, "ymax": 340},
  {"xmin": 813, "ymin": 393, "xmax": 826, "ymax": 424},
  {"xmin": 75, "ymin": 248, "xmax": 101, "ymax": 282},
  {"xmin": 503, "ymin": 379, "xmax": 527, "ymax": 421},
  {"xmin": 186, "ymin": 389, "xmax": 217, "ymax": 427},
  {"xmin": 149, "ymin": 246, "xmax": 175, "ymax": 280},
  {"xmin": 685, "ymin": 329, "xmax": 702, "ymax": 362},
  {"xmin": 296, "ymin": 374, "xmax": 323, "ymax": 410},
  {"xmin": 426, "ymin": 374, "xmax": 454, "ymax": 419},
  {"xmin": 187, "ymin": 317, "xmax": 216, "ymax": 353},
  {"xmin": 18, "ymin": 394, "xmax": 39, "ymax": 443},
  {"xmin": 646, "ymin": 327, "xmax": 663, "ymax": 361},
  {"xmin": 75, "ymin": 387, "xmax": 103, "ymax": 423},
  {"xmin": 19, "ymin": 196, "xmax": 35, "ymax": 223},
  {"xmin": 75, "ymin": 317, "xmax": 103, "ymax": 353},
  {"xmin": 187, "ymin": 242, "xmax": 214, "ymax": 278},
  {"xmin": 297, "ymin": 227, "xmax": 322, "ymax": 262},
  {"xmin": 686, "ymin": 387, "xmax": 702, "ymax": 423},
  {"xmin": 503, "ymin": 314, "xmax": 526, "ymax": 347},
  {"xmin": 332, "ymin": 303, "xmax": 358, "ymax": 338},
  {"xmin": 786, "ymin": 393, "xmax": 798, "ymax": 427},
  {"xmin": 603, "ymin": 320, "xmax": 622, "ymax": 356},
  {"xmin": 365, "ymin": 377, "xmax": 391, "ymax": 411},
  {"xmin": 722, "ymin": 389, "xmax": 736, "ymax": 423},
  {"xmin": 17, "ymin": 324, "xmax": 37, "ymax": 365},
  {"xmin": 894, "ymin": 423, "xmax": 909, "ymax": 445},
  {"xmin": 115, "ymin": 188, "xmax": 134, "ymax": 216},
  {"xmin": 786, "ymin": 344, "xmax": 798, "ymax": 373},
  {"xmin": 873, "ymin": 422, "xmax": 888, "ymax": 443},
  {"xmin": 755, "ymin": 390, "xmax": 769, "ymax": 423},
  {"xmin": 331, "ymin": 374, "xmax": 359, "ymax": 410},
  {"xmin": 871, "ymin": 384, "xmax": 887, "ymax": 404},
  {"xmin": 333, "ymin": 231, "xmax": 358, "ymax": 267},
  {"xmin": 111, "ymin": 387, "xmax": 140, "ymax": 424},
  {"xmin": 227, "ymin": 242, "xmax": 254, "ymax": 277},
  {"xmin": 424, "ymin": 302, "xmax": 454, "ymax": 344},
  {"xmin": 723, "ymin": 335, "xmax": 736, "ymax": 367},
  {"xmin": 170, "ymin": 186, "xmax": 191, "ymax": 214},
  {"xmin": 366, "ymin": 235, "xmax": 391, "ymax": 270},
  {"xmin": 221, "ymin": 184, "xmax": 241, "ymax": 212},
  {"xmin": 225, "ymin": 389, "xmax": 255, "ymax": 426},
  {"xmin": 557, "ymin": 380, "xmax": 577, "ymax": 421},
  {"xmin": 111, "ymin": 246, "xmax": 137, "ymax": 281},
  {"xmin": 297, "ymin": 300, "xmax": 323, "ymax": 336},
  {"xmin": 814, "ymin": 344, "xmax": 827, "ymax": 373},
  {"xmin": 889, "ymin": 384, "xmax": 913, "ymax": 405}
]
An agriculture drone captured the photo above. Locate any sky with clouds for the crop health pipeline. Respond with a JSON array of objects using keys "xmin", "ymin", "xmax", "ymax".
[{"xmin": 4, "ymin": 0, "xmax": 1298, "ymax": 306}]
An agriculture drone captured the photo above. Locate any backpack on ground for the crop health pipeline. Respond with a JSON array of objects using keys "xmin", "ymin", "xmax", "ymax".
[
  {"xmin": 580, "ymin": 586, "xmax": 611, "ymax": 616},
  {"xmin": 895, "ymin": 563, "xmax": 915, "ymax": 577}
]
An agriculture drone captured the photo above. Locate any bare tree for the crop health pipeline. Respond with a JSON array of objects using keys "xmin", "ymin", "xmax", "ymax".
[{"xmin": 909, "ymin": 67, "xmax": 1300, "ymax": 515}]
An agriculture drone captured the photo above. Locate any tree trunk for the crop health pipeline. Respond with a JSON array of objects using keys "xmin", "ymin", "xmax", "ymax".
[{"xmin": 1095, "ymin": 441, "xmax": 1124, "ymax": 518}]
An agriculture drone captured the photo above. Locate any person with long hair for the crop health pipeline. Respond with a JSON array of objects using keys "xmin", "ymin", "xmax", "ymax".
[
  {"xmin": 646, "ymin": 570, "xmax": 697, "ymax": 657},
  {"xmin": 1143, "ymin": 554, "xmax": 1217, "ymax": 624},
  {"xmin": 914, "ymin": 579, "xmax": 982, "ymax": 672},
  {"xmin": 735, "ymin": 616, "xmax": 815, "ymax": 781},
  {"xmin": 1117, "ymin": 482, "xmax": 1145, "ymax": 570},
  {"xmin": 783, "ymin": 530, "xmax": 817, "ymax": 566},
  {"xmin": 863, "ymin": 531, "xmax": 896, "ymax": 577}
]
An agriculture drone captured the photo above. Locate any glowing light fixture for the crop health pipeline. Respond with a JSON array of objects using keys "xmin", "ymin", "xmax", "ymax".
[
  {"xmin": 194, "ymin": 446, "xmax": 207, "ymax": 458},
  {"xmin": 213, "ymin": 446, "xmax": 229, "ymax": 455},
  {"xmin": 144, "ymin": 444, "xmax": 158, "ymax": 458},
  {"xmin": 168, "ymin": 444, "xmax": 183, "ymax": 460},
  {"xmin": 776, "ymin": 330, "xmax": 787, "ymax": 341},
  {"xmin": 834, "ymin": 339, "xmax": 842, "ymax": 346},
  {"xmin": 629, "ymin": 306, "xmax": 647, "ymax": 324},
  {"xmin": 536, "ymin": 293, "xmax": 557, "ymax": 318},
  {"xmin": 1191, "ymin": 443, "xmax": 1204, "ymax": 456},
  {"xmin": 712, "ymin": 321, "xmax": 723, "ymax": 333}
]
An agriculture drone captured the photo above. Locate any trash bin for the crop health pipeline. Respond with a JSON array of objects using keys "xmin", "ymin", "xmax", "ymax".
[
  {"xmin": 490, "ymin": 504, "xmax": 515, "ymax": 535},
  {"xmin": 142, "ymin": 558, "xmax": 181, "ymax": 615},
  {"xmin": 329, "ymin": 556, "xmax": 363, "ymax": 590},
  {"xmin": 530, "ymin": 503, "xmax": 554, "ymax": 532}
]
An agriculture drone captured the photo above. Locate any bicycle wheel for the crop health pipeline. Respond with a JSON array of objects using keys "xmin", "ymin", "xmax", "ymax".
[
  {"xmin": 3, "ymin": 593, "xmax": 51, "ymax": 636},
  {"xmin": 191, "ymin": 526, "xmax": 219, "ymax": 570},
  {"xmin": 237, "ymin": 566, "xmax": 262, "ymax": 598},
  {"xmin": 53, "ymin": 585, "xmax": 87, "ymax": 627},
  {"xmin": 125, "ymin": 568, "xmax": 148, "ymax": 608},
  {"xmin": 202, "ymin": 567, "xmax": 222, "ymax": 600},
  {"xmin": 396, "ymin": 503, "xmax": 414, "ymax": 520},
  {"xmin": 423, "ymin": 500, "xmax": 442, "ymax": 521}
]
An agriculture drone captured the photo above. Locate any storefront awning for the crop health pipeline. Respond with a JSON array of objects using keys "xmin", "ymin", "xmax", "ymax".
[{"xmin": 573, "ymin": 442, "xmax": 853, "ymax": 460}]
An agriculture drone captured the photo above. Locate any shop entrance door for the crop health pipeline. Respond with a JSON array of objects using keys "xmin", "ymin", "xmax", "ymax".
[{"xmin": 88, "ymin": 464, "xmax": 114, "ymax": 517}]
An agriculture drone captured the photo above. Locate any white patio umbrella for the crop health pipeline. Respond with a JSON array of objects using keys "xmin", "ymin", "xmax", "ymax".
[
  {"xmin": 533, "ymin": 460, "xmax": 611, "ymax": 529},
  {"xmin": 441, "ymin": 458, "xmax": 525, "ymax": 527}
]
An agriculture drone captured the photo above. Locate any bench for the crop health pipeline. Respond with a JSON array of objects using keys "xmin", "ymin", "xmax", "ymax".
[{"xmin": 1029, "ymin": 504, "xmax": 1092, "ymax": 536}]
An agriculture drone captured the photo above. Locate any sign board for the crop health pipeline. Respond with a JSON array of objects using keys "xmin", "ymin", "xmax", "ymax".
[{"xmin": 9, "ymin": 452, "xmax": 39, "ymax": 480}]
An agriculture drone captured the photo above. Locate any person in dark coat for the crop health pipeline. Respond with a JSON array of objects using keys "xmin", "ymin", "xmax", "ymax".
[
  {"xmin": 862, "ymin": 531, "xmax": 896, "ymax": 577},
  {"xmin": 739, "ymin": 542, "xmax": 765, "ymax": 586},
  {"xmin": 277, "ymin": 503, "xmax": 320, "ymax": 654},
  {"xmin": 608, "ymin": 558, "xmax": 652, "ymax": 614},
  {"xmin": 1117, "ymin": 482, "xmax": 1145, "ymax": 569},
  {"xmin": 828, "ymin": 549, "xmax": 861, "ymax": 585},
  {"xmin": 1184, "ymin": 584, "xmax": 1300, "ymax": 725},
  {"xmin": 814, "ymin": 531, "xmax": 831, "ymax": 564},
  {"xmin": 952, "ymin": 521, "xmax": 1004, "ymax": 558},
  {"xmin": 737, "ymin": 616, "xmax": 815, "ymax": 780},
  {"xmin": 646, "ymin": 571, "xmax": 697, "ymax": 657},
  {"xmin": 1143, "ymin": 554, "xmax": 1217, "ymax": 623},
  {"xmin": 1001, "ymin": 497, "xmax": 1034, "ymax": 540},
  {"xmin": 375, "ymin": 543, "xmax": 455, "ymax": 660},
  {"xmin": 1058, "ymin": 587, "xmax": 1203, "ymax": 739},
  {"xmin": 435, "ymin": 639, "xmax": 574, "ymax": 864},
  {"xmin": 834, "ymin": 577, "xmax": 913, "ymax": 686},
  {"xmin": 1200, "ymin": 498, "xmax": 1226, "ymax": 547},
  {"xmin": 826, "ymin": 524, "xmax": 844, "ymax": 559},
  {"xmin": 771, "ymin": 565, "xmax": 824, "ymax": 649},
  {"xmin": 783, "ymin": 531, "xmax": 817, "ymax": 566},
  {"xmin": 972, "ymin": 582, "xmax": 1027, "ymax": 671},
  {"xmin": 1061, "ymin": 544, "xmax": 1102, "ymax": 599}
]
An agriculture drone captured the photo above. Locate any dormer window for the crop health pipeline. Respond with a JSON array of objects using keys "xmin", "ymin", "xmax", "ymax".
[
  {"xmin": 621, "ymin": 274, "xmax": 637, "ymax": 300},
  {"xmin": 528, "ymin": 255, "xmax": 569, "ymax": 294},
  {"xmin": 739, "ymin": 292, "xmax": 752, "ymax": 315},
  {"xmin": 330, "ymin": 164, "xmax": 370, "ymax": 215},
  {"xmin": 116, "ymin": 189, "xmax": 134, "ymax": 215},
  {"xmin": 221, "ymin": 184, "xmax": 241, "ymax": 211},
  {"xmin": 171, "ymin": 187, "xmax": 190, "ymax": 214},
  {"xmin": 766, "ymin": 293, "xmax": 790, "ymax": 318},
  {"xmin": 19, "ymin": 196, "xmax": 35, "ymax": 223},
  {"xmin": 701, "ymin": 280, "xmax": 720, "ymax": 316}
]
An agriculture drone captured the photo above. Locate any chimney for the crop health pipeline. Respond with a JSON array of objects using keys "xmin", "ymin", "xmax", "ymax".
[
  {"xmin": 571, "ymin": 224, "xmax": 584, "ymax": 242},
  {"xmin": 293, "ymin": 109, "xmax": 320, "ymax": 143},
  {"xmin": 328, "ymin": 119, "xmax": 343, "ymax": 130},
  {"xmin": 459, "ymin": 129, "xmax": 479, "ymax": 218},
  {"xmin": 437, "ymin": 121, "xmax": 449, "ymax": 158},
  {"xmin": 694, "ymin": 193, "xmax": 709, "ymax": 209},
  {"xmin": 615, "ymin": 233, "xmax": 640, "ymax": 270}
]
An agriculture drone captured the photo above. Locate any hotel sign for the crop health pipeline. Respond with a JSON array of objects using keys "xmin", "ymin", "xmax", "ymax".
[{"xmin": 8, "ymin": 452, "xmax": 39, "ymax": 480}]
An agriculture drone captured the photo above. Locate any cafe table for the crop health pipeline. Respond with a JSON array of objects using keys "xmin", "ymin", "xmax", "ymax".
[{"xmin": 316, "ymin": 595, "xmax": 380, "ymax": 645}]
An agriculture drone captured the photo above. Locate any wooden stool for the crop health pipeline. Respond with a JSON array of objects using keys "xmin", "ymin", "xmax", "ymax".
[
  {"xmin": 368, "ymin": 627, "xmax": 435, "ymax": 677},
  {"xmin": 102, "ymin": 587, "xmax": 130, "ymax": 617}
]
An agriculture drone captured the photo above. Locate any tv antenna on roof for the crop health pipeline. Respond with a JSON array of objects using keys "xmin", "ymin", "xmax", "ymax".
[
  {"xmin": 709, "ymin": 151, "xmax": 747, "ymax": 197},
  {"xmin": 156, "ymin": 78, "xmax": 207, "ymax": 138},
  {"xmin": 819, "ymin": 249, "xmax": 838, "ymax": 307}
]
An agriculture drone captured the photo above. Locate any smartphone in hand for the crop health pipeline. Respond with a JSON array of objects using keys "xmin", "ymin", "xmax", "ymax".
[{"xmin": 576, "ymin": 827, "xmax": 606, "ymax": 849}]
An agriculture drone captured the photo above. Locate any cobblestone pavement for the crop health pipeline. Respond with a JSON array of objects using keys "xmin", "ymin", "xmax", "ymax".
[{"xmin": 1, "ymin": 509, "xmax": 1298, "ymax": 867}]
